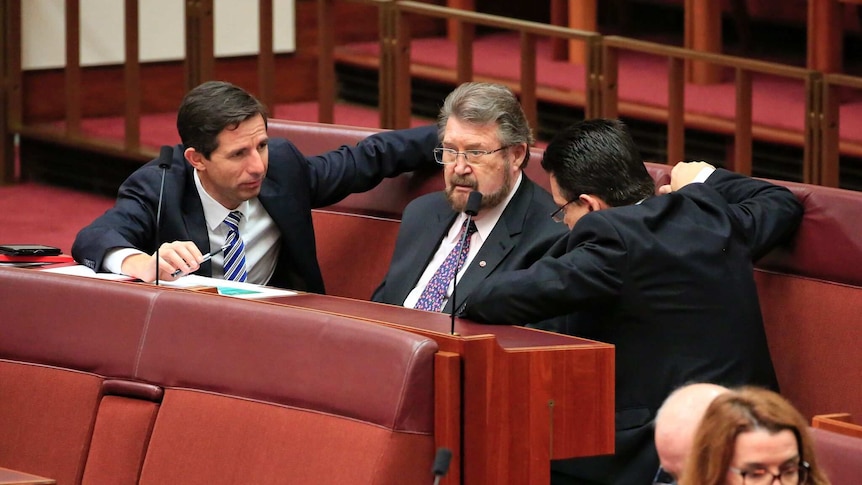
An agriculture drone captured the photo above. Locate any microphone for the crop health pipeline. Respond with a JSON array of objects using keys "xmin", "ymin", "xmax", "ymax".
[
  {"xmin": 431, "ymin": 447, "xmax": 452, "ymax": 485},
  {"xmin": 450, "ymin": 190, "xmax": 482, "ymax": 335},
  {"xmin": 153, "ymin": 145, "xmax": 172, "ymax": 286}
]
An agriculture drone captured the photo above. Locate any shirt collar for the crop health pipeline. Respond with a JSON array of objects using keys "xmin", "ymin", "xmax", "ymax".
[
  {"xmin": 193, "ymin": 169, "xmax": 251, "ymax": 231},
  {"xmin": 447, "ymin": 172, "xmax": 523, "ymax": 243}
]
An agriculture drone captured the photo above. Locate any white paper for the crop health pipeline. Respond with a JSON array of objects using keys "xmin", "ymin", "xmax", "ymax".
[{"xmin": 158, "ymin": 275, "xmax": 297, "ymax": 299}]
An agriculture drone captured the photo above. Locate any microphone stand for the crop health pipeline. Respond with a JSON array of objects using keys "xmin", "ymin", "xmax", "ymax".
[
  {"xmin": 450, "ymin": 190, "xmax": 482, "ymax": 335},
  {"xmin": 449, "ymin": 218, "xmax": 473, "ymax": 336},
  {"xmin": 154, "ymin": 146, "xmax": 172, "ymax": 286}
]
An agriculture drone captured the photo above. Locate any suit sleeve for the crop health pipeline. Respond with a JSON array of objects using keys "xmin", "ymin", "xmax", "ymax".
[
  {"xmin": 694, "ymin": 169, "xmax": 804, "ymax": 260},
  {"xmin": 71, "ymin": 163, "xmax": 162, "ymax": 271},
  {"xmin": 305, "ymin": 125, "xmax": 440, "ymax": 208},
  {"xmin": 461, "ymin": 214, "xmax": 627, "ymax": 325}
]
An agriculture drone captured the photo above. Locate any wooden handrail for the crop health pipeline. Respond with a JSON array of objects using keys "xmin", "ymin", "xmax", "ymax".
[
  {"xmin": 602, "ymin": 35, "xmax": 821, "ymax": 182},
  {"xmin": 381, "ymin": 0, "xmax": 602, "ymax": 129},
  {"xmin": 3, "ymin": 0, "xmax": 862, "ymax": 188},
  {"xmin": 812, "ymin": 413, "xmax": 862, "ymax": 439}
]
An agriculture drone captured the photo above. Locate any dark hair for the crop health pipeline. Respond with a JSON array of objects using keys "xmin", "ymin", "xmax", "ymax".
[
  {"xmin": 680, "ymin": 387, "xmax": 830, "ymax": 485},
  {"xmin": 438, "ymin": 82, "xmax": 534, "ymax": 167},
  {"xmin": 176, "ymin": 81, "xmax": 268, "ymax": 158},
  {"xmin": 540, "ymin": 119, "xmax": 654, "ymax": 206}
]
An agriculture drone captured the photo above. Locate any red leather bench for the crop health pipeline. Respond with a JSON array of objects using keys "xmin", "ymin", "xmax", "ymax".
[
  {"xmin": 0, "ymin": 267, "xmax": 438, "ymax": 484},
  {"xmin": 267, "ymin": 120, "xmax": 862, "ymax": 428},
  {"xmin": 267, "ymin": 119, "xmax": 672, "ymax": 299}
]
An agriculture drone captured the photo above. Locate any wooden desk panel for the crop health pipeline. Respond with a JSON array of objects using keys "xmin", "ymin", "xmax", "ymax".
[{"xmin": 266, "ymin": 293, "xmax": 615, "ymax": 485}]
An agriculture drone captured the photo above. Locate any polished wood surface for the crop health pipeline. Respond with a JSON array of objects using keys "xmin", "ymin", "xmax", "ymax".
[
  {"xmin": 265, "ymin": 293, "xmax": 615, "ymax": 484},
  {"xmin": 813, "ymin": 413, "xmax": 862, "ymax": 439},
  {"xmin": 0, "ymin": 468, "xmax": 54, "ymax": 485}
]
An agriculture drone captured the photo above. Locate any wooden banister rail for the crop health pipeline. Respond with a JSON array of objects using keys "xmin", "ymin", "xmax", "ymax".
[
  {"xmin": 0, "ymin": 0, "xmax": 287, "ymax": 173},
  {"xmin": 812, "ymin": 413, "xmax": 862, "ymax": 439},
  {"xmin": 388, "ymin": 1, "xmax": 602, "ymax": 129},
  {"xmin": 601, "ymin": 35, "xmax": 822, "ymax": 183},
  {"xmin": 820, "ymin": 73, "xmax": 862, "ymax": 187}
]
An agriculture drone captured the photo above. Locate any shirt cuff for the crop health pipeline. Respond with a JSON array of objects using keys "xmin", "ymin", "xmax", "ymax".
[
  {"xmin": 104, "ymin": 247, "xmax": 146, "ymax": 275},
  {"xmin": 693, "ymin": 166, "xmax": 716, "ymax": 184}
]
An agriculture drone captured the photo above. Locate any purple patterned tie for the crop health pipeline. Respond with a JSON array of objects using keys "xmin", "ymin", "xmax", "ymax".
[{"xmin": 414, "ymin": 220, "xmax": 478, "ymax": 312}]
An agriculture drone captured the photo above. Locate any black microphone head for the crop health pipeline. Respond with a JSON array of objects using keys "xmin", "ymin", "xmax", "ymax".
[
  {"xmin": 432, "ymin": 447, "xmax": 452, "ymax": 476},
  {"xmin": 158, "ymin": 145, "xmax": 173, "ymax": 169},
  {"xmin": 465, "ymin": 191, "xmax": 482, "ymax": 216}
]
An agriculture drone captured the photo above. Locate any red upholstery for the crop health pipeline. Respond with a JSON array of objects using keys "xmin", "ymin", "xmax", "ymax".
[
  {"xmin": 0, "ymin": 268, "xmax": 438, "ymax": 484},
  {"xmin": 758, "ymin": 181, "xmax": 862, "ymax": 286},
  {"xmin": 751, "ymin": 181, "xmax": 862, "ymax": 421},
  {"xmin": 0, "ymin": 362, "xmax": 102, "ymax": 484},
  {"xmin": 271, "ymin": 120, "xmax": 861, "ymax": 428},
  {"xmin": 810, "ymin": 427, "xmax": 862, "ymax": 485},
  {"xmin": 267, "ymin": 118, "xmax": 673, "ymax": 219},
  {"xmin": 266, "ymin": 118, "xmax": 672, "ymax": 300}
]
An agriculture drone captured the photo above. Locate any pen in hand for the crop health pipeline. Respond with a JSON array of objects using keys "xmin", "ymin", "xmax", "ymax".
[{"xmin": 170, "ymin": 244, "xmax": 230, "ymax": 278}]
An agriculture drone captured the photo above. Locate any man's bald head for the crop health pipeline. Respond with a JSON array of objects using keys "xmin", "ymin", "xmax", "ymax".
[{"xmin": 654, "ymin": 383, "xmax": 729, "ymax": 479}]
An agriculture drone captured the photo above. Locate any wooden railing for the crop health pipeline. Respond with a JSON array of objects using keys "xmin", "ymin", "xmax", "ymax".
[
  {"xmin": 0, "ymin": 0, "xmax": 285, "ymax": 185},
  {"xmin": 600, "ymin": 36, "xmax": 821, "ymax": 183},
  {"xmin": 323, "ymin": 0, "xmax": 829, "ymax": 183},
  {"xmin": 3, "ymin": 0, "xmax": 862, "ymax": 188}
]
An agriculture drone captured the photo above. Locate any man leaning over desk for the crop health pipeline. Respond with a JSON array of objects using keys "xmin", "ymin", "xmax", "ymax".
[
  {"xmin": 72, "ymin": 80, "xmax": 438, "ymax": 292},
  {"xmin": 459, "ymin": 119, "xmax": 804, "ymax": 484}
]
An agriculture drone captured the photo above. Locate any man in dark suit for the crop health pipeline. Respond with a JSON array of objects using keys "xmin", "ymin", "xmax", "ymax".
[
  {"xmin": 72, "ymin": 80, "xmax": 438, "ymax": 292},
  {"xmin": 371, "ymin": 82, "xmax": 567, "ymax": 313},
  {"xmin": 459, "ymin": 119, "xmax": 804, "ymax": 484}
]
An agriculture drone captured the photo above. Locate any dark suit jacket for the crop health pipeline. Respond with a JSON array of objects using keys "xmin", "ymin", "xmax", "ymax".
[
  {"xmin": 72, "ymin": 125, "xmax": 439, "ymax": 293},
  {"xmin": 462, "ymin": 169, "xmax": 804, "ymax": 484},
  {"xmin": 371, "ymin": 175, "xmax": 568, "ymax": 312}
]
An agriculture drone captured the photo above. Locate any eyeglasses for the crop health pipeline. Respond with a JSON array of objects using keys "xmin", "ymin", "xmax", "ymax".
[
  {"xmin": 550, "ymin": 200, "xmax": 576, "ymax": 223},
  {"xmin": 652, "ymin": 466, "xmax": 677, "ymax": 485},
  {"xmin": 433, "ymin": 146, "xmax": 510, "ymax": 166},
  {"xmin": 728, "ymin": 461, "xmax": 810, "ymax": 485}
]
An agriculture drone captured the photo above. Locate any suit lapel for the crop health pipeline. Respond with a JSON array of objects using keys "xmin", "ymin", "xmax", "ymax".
[{"xmin": 390, "ymin": 209, "xmax": 456, "ymax": 306}]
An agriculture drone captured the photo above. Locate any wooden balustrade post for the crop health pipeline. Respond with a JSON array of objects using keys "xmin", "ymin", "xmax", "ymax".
[
  {"xmin": 0, "ymin": 0, "xmax": 15, "ymax": 184},
  {"xmin": 733, "ymin": 68, "xmax": 753, "ymax": 176},
  {"xmin": 378, "ymin": 0, "xmax": 396, "ymax": 129},
  {"xmin": 807, "ymin": 0, "xmax": 843, "ymax": 74},
  {"xmin": 684, "ymin": 0, "xmax": 722, "ymax": 84},
  {"xmin": 567, "ymin": 0, "xmax": 596, "ymax": 65},
  {"xmin": 185, "ymin": 0, "xmax": 214, "ymax": 92},
  {"xmin": 820, "ymin": 78, "xmax": 841, "ymax": 187},
  {"xmin": 393, "ymin": 7, "xmax": 412, "ymax": 130},
  {"xmin": 446, "ymin": 0, "xmax": 473, "ymax": 43},
  {"xmin": 65, "ymin": 0, "xmax": 81, "ymax": 137},
  {"xmin": 805, "ymin": 72, "xmax": 825, "ymax": 186},
  {"xmin": 258, "ymin": 0, "xmax": 275, "ymax": 115},
  {"xmin": 124, "ymin": 0, "xmax": 141, "ymax": 151},
  {"xmin": 667, "ymin": 58, "xmax": 685, "ymax": 164},
  {"xmin": 317, "ymin": 0, "xmax": 335, "ymax": 124}
]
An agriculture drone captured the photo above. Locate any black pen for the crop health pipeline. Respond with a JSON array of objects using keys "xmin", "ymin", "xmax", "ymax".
[{"xmin": 170, "ymin": 244, "xmax": 230, "ymax": 278}]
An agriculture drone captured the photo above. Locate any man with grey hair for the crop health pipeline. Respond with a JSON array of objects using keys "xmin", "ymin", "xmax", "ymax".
[
  {"xmin": 652, "ymin": 383, "xmax": 730, "ymax": 484},
  {"xmin": 372, "ymin": 82, "xmax": 567, "ymax": 312}
]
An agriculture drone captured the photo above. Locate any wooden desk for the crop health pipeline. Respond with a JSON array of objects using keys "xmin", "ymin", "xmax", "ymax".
[
  {"xmin": 265, "ymin": 293, "xmax": 615, "ymax": 485},
  {"xmin": 0, "ymin": 468, "xmax": 54, "ymax": 485}
]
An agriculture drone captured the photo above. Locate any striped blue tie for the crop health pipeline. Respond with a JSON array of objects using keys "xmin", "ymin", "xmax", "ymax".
[{"xmin": 222, "ymin": 211, "xmax": 248, "ymax": 282}]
